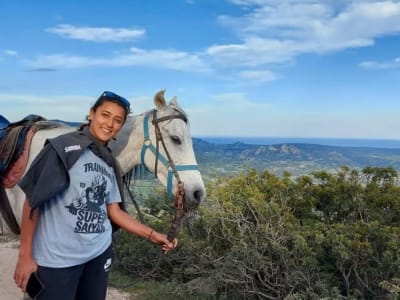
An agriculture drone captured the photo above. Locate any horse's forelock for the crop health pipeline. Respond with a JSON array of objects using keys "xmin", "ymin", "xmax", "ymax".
[{"xmin": 169, "ymin": 103, "xmax": 188, "ymax": 124}]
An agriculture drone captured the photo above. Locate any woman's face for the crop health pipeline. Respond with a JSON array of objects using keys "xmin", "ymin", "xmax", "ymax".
[{"xmin": 89, "ymin": 101, "xmax": 126, "ymax": 144}]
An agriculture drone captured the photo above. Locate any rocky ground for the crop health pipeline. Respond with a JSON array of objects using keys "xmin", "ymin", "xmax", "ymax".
[{"xmin": 0, "ymin": 235, "xmax": 132, "ymax": 300}]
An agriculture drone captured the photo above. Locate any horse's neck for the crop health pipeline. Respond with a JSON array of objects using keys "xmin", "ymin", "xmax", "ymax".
[
  {"xmin": 111, "ymin": 114, "xmax": 145, "ymax": 175},
  {"xmin": 30, "ymin": 126, "xmax": 74, "ymax": 157}
]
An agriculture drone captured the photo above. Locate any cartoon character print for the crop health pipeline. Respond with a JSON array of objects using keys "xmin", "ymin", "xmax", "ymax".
[
  {"xmin": 65, "ymin": 174, "xmax": 109, "ymax": 233},
  {"xmin": 93, "ymin": 175, "xmax": 109, "ymax": 207}
]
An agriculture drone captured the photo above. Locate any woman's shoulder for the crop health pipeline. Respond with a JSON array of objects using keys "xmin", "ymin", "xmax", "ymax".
[
  {"xmin": 44, "ymin": 131, "xmax": 93, "ymax": 169},
  {"xmin": 48, "ymin": 130, "xmax": 91, "ymax": 148}
]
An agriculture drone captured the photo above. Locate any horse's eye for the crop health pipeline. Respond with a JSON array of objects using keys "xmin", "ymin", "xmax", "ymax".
[{"xmin": 170, "ymin": 135, "xmax": 182, "ymax": 145}]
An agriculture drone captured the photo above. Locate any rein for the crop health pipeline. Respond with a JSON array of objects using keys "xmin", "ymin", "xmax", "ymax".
[{"xmin": 138, "ymin": 109, "xmax": 199, "ymax": 278}]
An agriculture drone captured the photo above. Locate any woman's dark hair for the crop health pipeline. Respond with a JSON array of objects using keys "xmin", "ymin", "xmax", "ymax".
[
  {"xmin": 82, "ymin": 91, "xmax": 131, "ymax": 127},
  {"xmin": 93, "ymin": 91, "xmax": 131, "ymax": 116}
]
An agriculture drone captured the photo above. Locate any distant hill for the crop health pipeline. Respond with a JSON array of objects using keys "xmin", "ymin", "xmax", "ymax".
[{"xmin": 192, "ymin": 138, "xmax": 400, "ymax": 177}]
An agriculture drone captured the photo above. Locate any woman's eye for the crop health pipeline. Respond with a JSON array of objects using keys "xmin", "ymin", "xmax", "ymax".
[{"xmin": 170, "ymin": 135, "xmax": 182, "ymax": 145}]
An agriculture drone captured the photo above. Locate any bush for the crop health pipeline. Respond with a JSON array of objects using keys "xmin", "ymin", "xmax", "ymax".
[{"xmin": 113, "ymin": 167, "xmax": 400, "ymax": 299}]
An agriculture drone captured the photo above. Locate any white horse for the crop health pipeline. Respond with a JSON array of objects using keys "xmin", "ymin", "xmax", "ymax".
[{"xmin": 1, "ymin": 90, "xmax": 205, "ymax": 235}]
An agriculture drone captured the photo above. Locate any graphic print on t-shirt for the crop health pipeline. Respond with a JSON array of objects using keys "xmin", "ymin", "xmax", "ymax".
[{"xmin": 65, "ymin": 162, "xmax": 112, "ymax": 234}]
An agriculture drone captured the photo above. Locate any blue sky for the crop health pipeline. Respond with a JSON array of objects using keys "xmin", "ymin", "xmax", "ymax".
[{"xmin": 1, "ymin": 0, "xmax": 400, "ymax": 139}]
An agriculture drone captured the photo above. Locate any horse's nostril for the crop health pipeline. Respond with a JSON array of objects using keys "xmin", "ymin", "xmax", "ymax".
[{"xmin": 193, "ymin": 190, "xmax": 203, "ymax": 204}]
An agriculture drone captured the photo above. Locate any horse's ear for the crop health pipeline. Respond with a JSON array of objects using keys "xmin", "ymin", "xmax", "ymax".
[
  {"xmin": 154, "ymin": 89, "xmax": 166, "ymax": 110},
  {"xmin": 170, "ymin": 96, "xmax": 178, "ymax": 106}
]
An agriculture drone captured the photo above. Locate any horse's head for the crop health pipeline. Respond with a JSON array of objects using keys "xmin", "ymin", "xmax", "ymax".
[
  {"xmin": 111, "ymin": 90, "xmax": 206, "ymax": 211},
  {"xmin": 140, "ymin": 90, "xmax": 206, "ymax": 210}
]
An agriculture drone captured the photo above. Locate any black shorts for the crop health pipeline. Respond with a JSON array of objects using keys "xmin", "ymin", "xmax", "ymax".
[{"xmin": 34, "ymin": 245, "xmax": 113, "ymax": 300}]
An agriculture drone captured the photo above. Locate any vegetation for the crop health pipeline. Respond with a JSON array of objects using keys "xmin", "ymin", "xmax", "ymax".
[{"xmin": 112, "ymin": 166, "xmax": 400, "ymax": 299}]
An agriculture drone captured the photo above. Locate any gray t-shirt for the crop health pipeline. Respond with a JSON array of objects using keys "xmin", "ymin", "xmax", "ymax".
[{"xmin": 32, "ymin": 149, "xmax": 121, "ymax": 267}]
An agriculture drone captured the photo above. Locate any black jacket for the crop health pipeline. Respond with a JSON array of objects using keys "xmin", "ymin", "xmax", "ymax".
[{"xmin": 19, "ymin": 129, "xmax": 126, "ymax": 231}]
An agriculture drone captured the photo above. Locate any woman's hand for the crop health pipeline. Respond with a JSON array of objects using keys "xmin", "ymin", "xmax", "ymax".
[
  {"xmin": 107, "ymin": 203, "xmax": 179, "ymax": 253},
  {"xmin": 14, "ymin": 200, "xmax": 39, "ymax": 292},
  {"xmin": 149, "ymin": 231, "xmax": 178, "ymax": 253},
  {"xmin": 14, "ymin": 254, "xmax": 37, "ymax": 292}
]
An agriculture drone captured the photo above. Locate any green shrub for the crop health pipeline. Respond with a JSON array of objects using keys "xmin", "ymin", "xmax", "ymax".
[{"xmin": 113, "ymin": 167, "xmax": 400, "ymax": 299}]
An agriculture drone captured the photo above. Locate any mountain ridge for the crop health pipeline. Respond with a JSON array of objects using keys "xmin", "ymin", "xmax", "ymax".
[{"xmin": 192, "ymin": 138, "xmax": 400, "ymax": 177}]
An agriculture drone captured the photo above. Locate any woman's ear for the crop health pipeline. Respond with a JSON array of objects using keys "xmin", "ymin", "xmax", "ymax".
[{"xmin": 88, "ymin": 109, "xmax": 94, "ymax": 121}]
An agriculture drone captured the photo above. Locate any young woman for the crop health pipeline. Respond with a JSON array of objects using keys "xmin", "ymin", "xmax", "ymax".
[{"xmin": 14, "ymin": 91, "xmax": 177, "ymax": 300}]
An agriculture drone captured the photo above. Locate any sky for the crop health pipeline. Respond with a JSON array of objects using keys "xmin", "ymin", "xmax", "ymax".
[{"xmin": 1, "ymin": 0, "xmax": 400, "ymax": 140}]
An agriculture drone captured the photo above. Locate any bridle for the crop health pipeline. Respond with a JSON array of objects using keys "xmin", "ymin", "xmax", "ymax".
[
  {"xmin": 140, "ymin": 109, "xmax": 199, "ymax": 240},
  {"xmin": 140, "ymin": 109, "xmax": 199, "ymax": 198}
]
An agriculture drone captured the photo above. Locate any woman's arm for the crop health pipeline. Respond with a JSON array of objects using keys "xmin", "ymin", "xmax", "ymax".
[
  {"xmin": 107, "ymin": 203, "xmax": 177, "ymax": 251},
  {"xmin": 14, "ymin": 199, "xmax": 39, "ymax": 292}
]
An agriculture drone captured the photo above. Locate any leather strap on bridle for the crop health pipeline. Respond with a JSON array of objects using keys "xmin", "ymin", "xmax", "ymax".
[
  {"xmin": 144, "ymin": 181, "xmax": 188, "ymax": 278},
  {"xmin": 152, "ymin": 110, "xmax": 186, "ymax": 185},
  {"xmin": 166, "ymin": 181, "xmax": 186, "ymax": 241}
]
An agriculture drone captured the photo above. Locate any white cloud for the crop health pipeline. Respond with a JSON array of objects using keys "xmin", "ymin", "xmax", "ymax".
[
  {"xmin": 19, "ymin": 1, "xmax": 400, "ymax": 86},
  {"xmin": 207, "ymin": 1, "xmax": 400, "ymax": 68},
  {"xmin": 46, "ymin": 24, "xmax": 145, "ymax": 42},
  {"xmin": 26, "ymin": 54, "xmax": 94, "ymax": 69},
  {"xmin": 215, "ymin": 92, "xmax": 253, "ymax": 104},
  {"xmin": 188, "ymin": 94, "xmax": 400, "ymax": 138},
  {"xmin": 359, "ymin": 57, "xmax": 400, "ymax": 69},
  {"xmin": 207, "ymin": 37, "xmax": 299, "ymax": 66},
  {"xmin": 125, "ymin": 48, "xmax": 211, "ymax": 72},
  {"xmin": 26, "ymin": 48, "xmax": 211, "ymax": 72},
  {"xmin": 194, "ymin": 92, "xmax": 272, "ymax": 114},
  {"xmin": 238, "ymin": 70, "xmax": 278, "ymax": 83},
  {"xmin": 0, "ymin": 93, "xmax": 93, "ymax": 122},
  {"xmin": 1, "ymin": 92, "xmax": 173, "ymax": 123},
  {"xmin": 188, "ymin": 93, "xmax": 273, "ymax": 135},
  {"xmin": 4, "ymin": 50, "xmax": 18, "ymax": 56}
]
